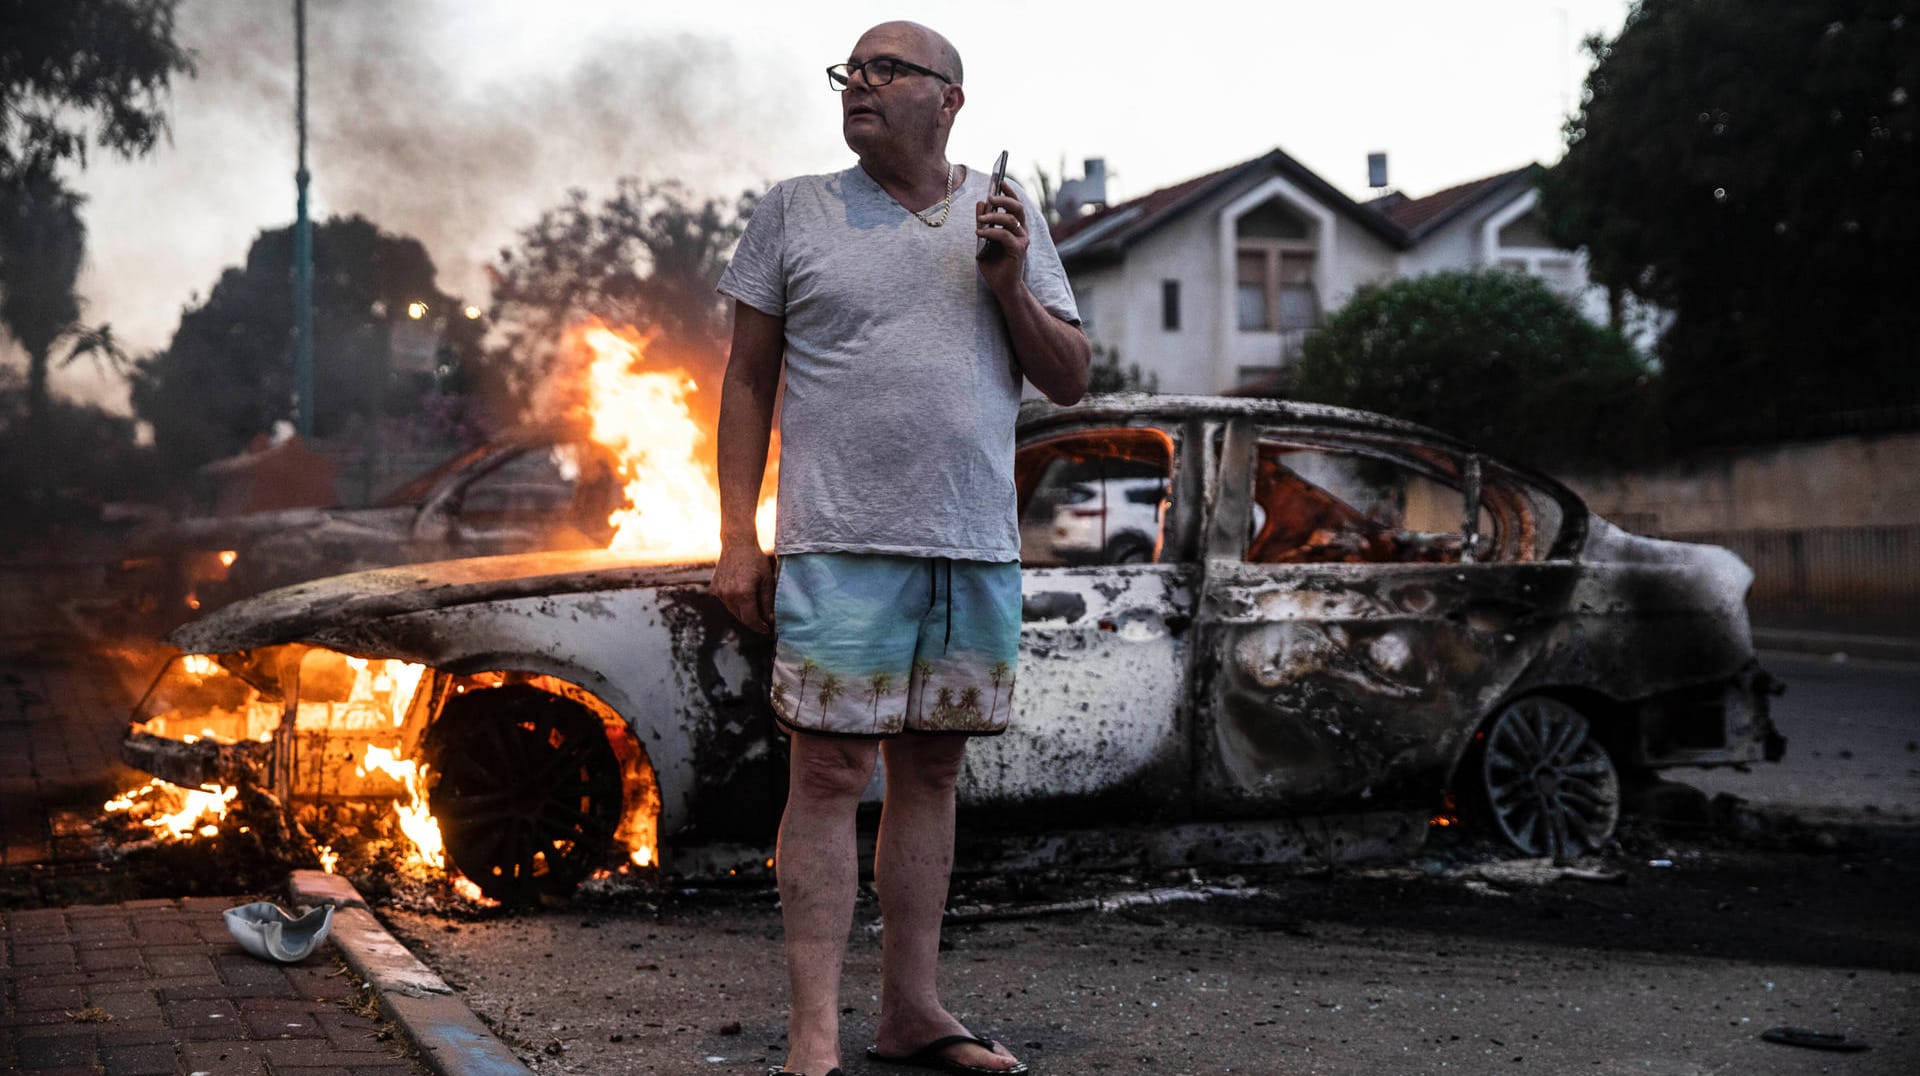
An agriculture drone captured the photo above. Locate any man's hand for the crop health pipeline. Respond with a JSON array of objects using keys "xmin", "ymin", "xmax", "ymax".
[
  {"xmin": 975, "ymin": 189, "xmax": 1030, "ymax": 296},
  {"xmin": 711, "ymin": 544, "xmax": 775, "ymax": 634}
]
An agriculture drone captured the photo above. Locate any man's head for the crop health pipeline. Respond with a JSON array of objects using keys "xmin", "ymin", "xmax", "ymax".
[{"xmin": 836, "ymin": 21, "xmax": 964, "ymax": 166}]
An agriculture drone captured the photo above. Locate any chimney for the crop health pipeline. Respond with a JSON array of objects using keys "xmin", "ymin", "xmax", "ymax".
[
  {"xmin": 1054, "ymin": 157, "xmax": 1109, "ymax": 220},
  {"xmin": 1367, "ymin": 152, "xmax": 1389, "ymax": 190}
]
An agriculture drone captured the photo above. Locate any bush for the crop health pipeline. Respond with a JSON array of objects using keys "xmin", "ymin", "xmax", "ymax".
[{"xmin": 1290, "ymin": 269, "xmax": 1658, "ymax": 470}]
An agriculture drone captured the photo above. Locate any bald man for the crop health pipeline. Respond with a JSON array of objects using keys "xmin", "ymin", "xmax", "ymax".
[{"xmin": 712, "ymin": 20, "xmax": 1087, "ymax": 1076}]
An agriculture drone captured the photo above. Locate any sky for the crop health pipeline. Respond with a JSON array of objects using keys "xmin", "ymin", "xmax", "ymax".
[{"xmin": 13, "ymin": 0, "xmax": 1635, "ymax": 413}]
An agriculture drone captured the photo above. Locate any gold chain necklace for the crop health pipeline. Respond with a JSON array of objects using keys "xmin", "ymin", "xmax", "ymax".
[{"xmin": 909, "ymin": 164, "xmax": 956, "ymax": 227}]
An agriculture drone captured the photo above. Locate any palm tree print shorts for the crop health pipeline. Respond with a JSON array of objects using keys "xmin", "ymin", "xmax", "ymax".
[{"xmin": 770, "ymin": 553, "xmax": 1021, "ymax": 737}]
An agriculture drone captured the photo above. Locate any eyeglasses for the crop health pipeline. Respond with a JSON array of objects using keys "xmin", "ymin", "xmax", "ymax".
[{"xmin": 826, "ymin": 56, "xmax": 953, "ymax": 91}]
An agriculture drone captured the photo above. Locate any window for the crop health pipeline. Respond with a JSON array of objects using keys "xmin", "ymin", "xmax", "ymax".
[
  {"xmin": 1161, "ymin": 280, "xmax": 1181, "ymax": 331},
  {"xmin": 1016, "ymin": 428, "xmax": 1176, "ymax": 567},
  {"xmin": 1233, "ymin": 200, "xmax": 1319, "ymax": 333},
  {"xmin": 1247, "ymin": 439, "xmax": 1567, "ymax": 564},
  {"xmin": 1248, "ymin": 442, "xmax": 1481, "ymax": 565}
]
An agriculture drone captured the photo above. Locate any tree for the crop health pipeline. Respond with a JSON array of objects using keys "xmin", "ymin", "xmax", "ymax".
[
  {"xmin": 1540, "ymin": 0, "xmax": 1919, "ymax": 446},
  {"xmin": 129, "ymin": 216, "xmax": 487, "ymax": 481},
  {"xmin": 0, "ymin": 0, "xmax": 194, "ymax": 178},
  {"xmin": 1289, "ymin": 269, "xmax": 1656, "ymax": 470},
  {"xmin": 0, "ymin": 163, "xmax": 84, "ymax": 448},
  {"xmin": 488, "ymin": 179, "xmax": 755, "ymax": 424}
]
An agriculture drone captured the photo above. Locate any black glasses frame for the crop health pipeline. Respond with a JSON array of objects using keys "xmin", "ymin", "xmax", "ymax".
[{"xmin": 826, "ymin": 56, "xmax": 953, "ymax": 91}]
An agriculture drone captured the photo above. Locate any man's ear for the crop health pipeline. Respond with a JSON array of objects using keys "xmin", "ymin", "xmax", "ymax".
[{"xmin": 941, "ymin": 83, "xmax": 965, "ymax": 124}]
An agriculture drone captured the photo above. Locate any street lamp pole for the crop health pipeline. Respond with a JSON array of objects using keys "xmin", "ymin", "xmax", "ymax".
[{"xmin": 293, "ymin": 0, "xmax": 315, "ymax": 438}]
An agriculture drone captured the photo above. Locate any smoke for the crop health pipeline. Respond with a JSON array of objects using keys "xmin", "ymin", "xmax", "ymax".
[{"xmin": 192, "ymin": 2, "xmax": 798, "ymax": 295}]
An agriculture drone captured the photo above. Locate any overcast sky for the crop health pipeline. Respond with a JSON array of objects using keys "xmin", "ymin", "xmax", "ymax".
[{"xmin": 15, "ymin": 0, "xmax": 1634, "ymax": 412}]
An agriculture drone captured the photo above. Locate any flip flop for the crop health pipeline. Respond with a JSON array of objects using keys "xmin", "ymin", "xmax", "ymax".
[
  {"xmin": 1760, "ymin": 1026, "xmax": 1871, "ymax": 1052},
  {"xmin": 866, "ymin": 1032, "xmax": 1029, "ymax": 1074},
  {"xmin": 767, "ymin": 1069, "xmax": 845, "ymax": 1075}
]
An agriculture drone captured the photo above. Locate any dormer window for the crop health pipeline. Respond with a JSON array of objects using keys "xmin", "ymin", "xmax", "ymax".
[{"xmin": 1234, "ymin": 199, "xmax": 1319, "ymax": 333}]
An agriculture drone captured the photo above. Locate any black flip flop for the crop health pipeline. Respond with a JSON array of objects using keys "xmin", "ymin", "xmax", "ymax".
[
  {"xmin": 866, "ymin": 1032, "xmax": 1029, "ymax": 1075},
  {"xmin": 1760, "ymin": 1026, "xmax": 1871, "ymax": 1052}
]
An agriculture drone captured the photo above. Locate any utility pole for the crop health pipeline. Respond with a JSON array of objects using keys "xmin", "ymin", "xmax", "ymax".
[{"xmin": 293, "ymin": 0, "xmax": 315, "ymax": 437}]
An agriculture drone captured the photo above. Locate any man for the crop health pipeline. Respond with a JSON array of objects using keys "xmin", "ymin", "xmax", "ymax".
[{"xmin": 710, "ymin": 21, "xmax": 1087, "ymax": 1076}]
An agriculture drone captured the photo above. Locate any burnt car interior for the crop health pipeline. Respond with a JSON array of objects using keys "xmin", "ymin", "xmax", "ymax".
[
  {"xmin": 1016, "ymin": 427, "xmax": 1176, "ymax": 566},
  {"xmin": 1248, "ymin": 436, "xmax": 1564, "ymax": 565}
]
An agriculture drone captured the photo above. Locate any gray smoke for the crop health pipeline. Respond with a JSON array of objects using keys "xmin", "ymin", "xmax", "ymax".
[{"xmin": 183, "ymin": 0, "xmax": 800, "ymax": 298}]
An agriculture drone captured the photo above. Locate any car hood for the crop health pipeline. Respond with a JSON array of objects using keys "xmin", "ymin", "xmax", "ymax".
[{"xmin": 168, "ymin": 547, "xmax": 714, "ymax": 654}]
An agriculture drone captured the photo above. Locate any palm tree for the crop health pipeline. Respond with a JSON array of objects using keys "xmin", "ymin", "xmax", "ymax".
[
  {"xmin": 769, "ymin": 681, "xmax": 788, "ymax": 716},
  {"xmin": 911, "ymin": 659, "xmax": 933, "ymax": 723},
  {"xmin": 958, "ymin": 686, "xmax": 984, "ymax": 725},
  {"xmin": 794, "ymin": 658, "xmax": 818, "ymax": 721},
  {"xmin": 816, "ymin": 673, "xmax": 843, "ymax": 719},
  {"xmin": 0, "ymin": 164, "xmax": 86, "ymax": 458},
  {"xmin": 866, "ymin": 672, "xmax": 894, "ymax": 731},
  {"xmin": 932, "ymin": 686, "xmax": 955, "ymax": 726},
  {"xmin": 986, "ymin": 660, "xmax": 1012, "ymax": 724}
]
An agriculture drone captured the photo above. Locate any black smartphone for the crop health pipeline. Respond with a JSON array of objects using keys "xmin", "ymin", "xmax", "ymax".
[{"xmin": 977, "ymin": 149, "xmax": 1011, "ymax": 260}]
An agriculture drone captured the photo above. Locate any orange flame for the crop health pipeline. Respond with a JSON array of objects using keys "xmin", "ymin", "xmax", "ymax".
[
  {"xmin": 104, "ymin": 778, "xmax": 239, "ymax": 840},
  {"xmin": 569, "ymin": 322, "xmax": 774, "ymax": 557},
  {"xmin": 356, "ymin": 745, "xmax": 445, "ymax": 870}
]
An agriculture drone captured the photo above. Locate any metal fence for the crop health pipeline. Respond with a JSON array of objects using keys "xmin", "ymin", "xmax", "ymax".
[{"xmin": 1665, "ymin": 526, "xmax": 1920, "ymax": 621}]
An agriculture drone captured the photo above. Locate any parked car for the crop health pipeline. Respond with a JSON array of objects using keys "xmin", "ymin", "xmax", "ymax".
[
  {"xmin": 125, "ymin": 395, "xmax": 1782, "ymax": 903},
  {"xmin": 113, "ymin": 428, "xmax": 623, "ymax": 632}
]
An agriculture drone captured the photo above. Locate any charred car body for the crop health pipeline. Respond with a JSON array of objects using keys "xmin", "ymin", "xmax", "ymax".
[
  {"xmin": 125, "ymin": 396, "xmax": 1782, "ymax": 903},
  {"xmin": 114, "ymin": 428, "xmax": 622, "ymax": 632}
]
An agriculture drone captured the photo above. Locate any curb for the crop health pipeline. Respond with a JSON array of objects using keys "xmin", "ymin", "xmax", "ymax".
[
  {"xmin": 289, "ymin": 870, "xmax": 532, "ymax": 1076},
  {"xmin": 1754, "ymin": 629, "xmax": 1920, "ymax": 663}
]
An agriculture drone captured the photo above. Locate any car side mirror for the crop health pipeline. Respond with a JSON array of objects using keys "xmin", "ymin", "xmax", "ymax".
[{"xmin": 1460, "ymin": 455, "xmax": 1483, "ymax": 565}]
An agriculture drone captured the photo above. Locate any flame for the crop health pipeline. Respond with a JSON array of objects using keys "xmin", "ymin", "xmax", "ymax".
[
  {"xmin": 630, "ymin": 846, "xmax": 653, "ymax": 868},
  {"xmin": 217, "ymin": 550, "xmax": 238, "ymax": 567},
  {"xmin": 357, "ymin": 745, "xmax": 445, "ymax": 870},
  {"xmin": 317, "ymin": 845, "xmax": 340, "ymax": 873},
  {"xmin": 103, "ymin": 779, "xmax": 239, "ymax": 840},
  {"xmin": 570, "ymin": 322, "xmax": 774, "ymax": 557}
]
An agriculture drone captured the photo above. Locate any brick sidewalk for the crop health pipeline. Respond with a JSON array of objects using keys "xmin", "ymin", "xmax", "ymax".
[
  {"xmin": 2, "ymin": 896, "xmax": 426, "ymax": 1075},
  {"xmin": 1, "ymin": 643, "xmax": 431, "ymax": 1074}
]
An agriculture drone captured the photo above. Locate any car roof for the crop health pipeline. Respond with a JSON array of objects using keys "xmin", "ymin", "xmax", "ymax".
[{"xmin": 1018, "ymin": 393, "xmax": 1480, "ymax": 452}]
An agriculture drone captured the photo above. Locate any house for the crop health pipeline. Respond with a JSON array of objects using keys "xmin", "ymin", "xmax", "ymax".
[{"xmin": 1051, "ymin": 149, "xmax": 1605, "ymax": 394}]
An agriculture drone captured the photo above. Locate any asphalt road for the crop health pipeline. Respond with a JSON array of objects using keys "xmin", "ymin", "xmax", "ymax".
[
  {"xmin": 373, "ymin": 651, "xmax": 1920, "ymax": 1075},
  {"xmin": 1688, "ymin": 651, "xmax": 1920, "ymax": 818}
]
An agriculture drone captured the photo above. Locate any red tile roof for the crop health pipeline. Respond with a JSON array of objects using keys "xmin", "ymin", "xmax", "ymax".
[
  {"xmin": 1050, "ymin": 154, "xmax": 1541, "ymax": 266},
  {"xmin": 1374, "ymin": 165, "xmax": 1536, "ymax": 236}
]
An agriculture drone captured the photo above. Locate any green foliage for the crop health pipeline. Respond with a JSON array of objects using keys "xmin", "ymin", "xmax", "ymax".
[
  {"xmin": 0, "ymin": 364, "xmax": 158, "ymax": 533},
  {"xmin": 488, "ymin": 179, "xmax": 754, "ymax": 421},
  {"xmin": 1291, "ymin": 269, "xmax": 1656, "ymax": 470},
  {"xmin": 0, "ymin": 0, "xmax": 195, "ymax": 177},
  {"xmin": 1086, "ymin": 344, "xmax": 1158, "ymax": 394},
  {"xmin": 128, "ymin": 216, "xmax": 487, "ymax": 480},
  {"xmin": 1541, "ymin": 0, "xmax": 1919, "ymax": 446},
  {"xmin": 0, "ymin": 162, "xmax": 86, "ymax": 440}
]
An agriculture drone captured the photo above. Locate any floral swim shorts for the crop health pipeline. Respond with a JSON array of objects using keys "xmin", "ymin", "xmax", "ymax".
[{"xmin": 770, "ymin": 553, "xmax": 1022, "ymax": 737}]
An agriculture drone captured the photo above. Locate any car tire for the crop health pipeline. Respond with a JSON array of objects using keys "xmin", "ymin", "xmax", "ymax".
[
  {"xmin": 1461, "ymin": 695, "xmax": 1621, "ymax": 857},
  {"xmin": 423, "ymin": 684, "xmax": 623, "ymax": 905},
  {"xmin": 1104, "ymin": 532, "xmax": 1155, "ymax": 565}
]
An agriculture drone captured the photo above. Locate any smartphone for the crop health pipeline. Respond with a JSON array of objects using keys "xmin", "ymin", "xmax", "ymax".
[{"xmin": 977, "ymin": 149, "xmax": 1011, "ymax": 260}]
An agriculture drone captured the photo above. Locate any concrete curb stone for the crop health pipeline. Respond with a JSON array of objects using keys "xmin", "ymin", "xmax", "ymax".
[
  {"xmin": 1755, "ymin": 629, "xmax": 1920, "ymax": 663},
  {"xmin": 288, "ymin": 869, "xmax": 532, "ymax": 1076}
]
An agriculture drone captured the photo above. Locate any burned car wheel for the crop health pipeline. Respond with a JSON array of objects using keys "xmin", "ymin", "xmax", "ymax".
[
  {"xmin": 425, "ymin": 685, "xmax": 623, "ymax": 904},
  {"xmin": 1469, "ymin": 696, "xmax": 1621, "ymax": 856}
]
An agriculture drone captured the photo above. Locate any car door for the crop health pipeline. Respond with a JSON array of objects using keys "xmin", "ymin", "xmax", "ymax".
[
  {"xmin": 959, "ymin": 421, "xmax": 1203, "ymax": 820},
  {"xmin": 1192, "ymin": 417, "xmax": 1581, "ymax": 815}
]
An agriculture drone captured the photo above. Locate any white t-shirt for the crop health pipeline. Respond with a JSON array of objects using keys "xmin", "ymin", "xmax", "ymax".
[{"xmin": 718, "ymin": 163, "xmax": 1080, "ymax": 562}]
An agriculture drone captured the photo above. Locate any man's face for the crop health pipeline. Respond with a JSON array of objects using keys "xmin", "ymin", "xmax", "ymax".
[{"xmin": 840, "ymin": 25, "xmax": 955, "ymax": 159}]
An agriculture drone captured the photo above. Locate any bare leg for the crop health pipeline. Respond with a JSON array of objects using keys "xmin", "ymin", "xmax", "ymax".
[
  {"xmin": 870, "ymin": 735, "xmax": 1022, "ymax": 1072},
  {"xmin": 778, "ymin": 732, "xmax": 878, "ymax": 1075}
]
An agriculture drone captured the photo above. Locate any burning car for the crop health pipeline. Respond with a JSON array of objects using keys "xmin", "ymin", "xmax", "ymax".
[
  {"xmin": 112, "ymin": 427, "xmax": 625, "ymax": 632},
  {"xmin": 121, "ymin": 394, "xmax": 1782, "ymax": 903}
]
